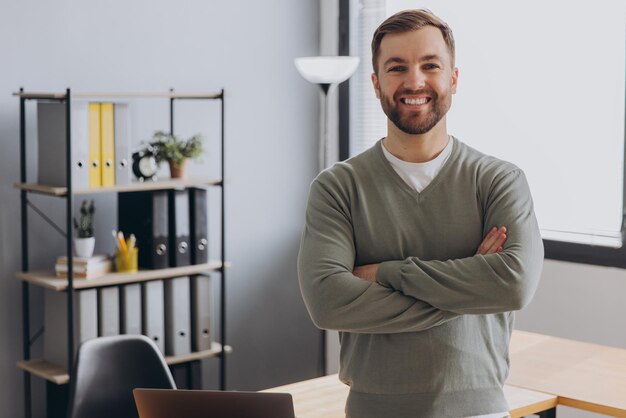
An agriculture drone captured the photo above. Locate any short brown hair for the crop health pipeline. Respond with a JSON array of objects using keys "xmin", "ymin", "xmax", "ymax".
[{"xmin": 371, "ymin": 9, "xmax": 455, "ymax": 74}]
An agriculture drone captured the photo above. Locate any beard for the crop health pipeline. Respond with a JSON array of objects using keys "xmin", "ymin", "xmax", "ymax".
[{"xmin": 380, "ymin": 88, "xmax": 451, "ymax": 135}]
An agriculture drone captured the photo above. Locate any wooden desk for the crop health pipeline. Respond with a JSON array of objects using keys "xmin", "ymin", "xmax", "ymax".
[
  {"xmin": 265, "ymin": 374, "xmax": 558, "ymax": 418},
  {"xmin": 508, "ymin": 330, "xmax": 626, "ymax": 417},
  {"xmin": 264, "ymin": 330, "xmax": 626, "ymax": 417}
]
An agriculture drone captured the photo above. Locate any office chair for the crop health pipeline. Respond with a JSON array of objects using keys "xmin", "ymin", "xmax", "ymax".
[{"xmin": 67, "ymin": 334, "xmax": 176, "ymax": 418}]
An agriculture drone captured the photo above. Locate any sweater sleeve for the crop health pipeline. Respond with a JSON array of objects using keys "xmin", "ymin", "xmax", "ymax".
[
  {"xmin": 298, "ymin": 176, "xmax": 460, "ymax": 334},
  {"xmin": 376, "ymin": 169, "xmax": 544, "ymax": 315}
]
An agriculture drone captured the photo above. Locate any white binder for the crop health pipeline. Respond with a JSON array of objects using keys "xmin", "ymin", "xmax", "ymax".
[
  {"xmin": 37, "ymin": 101, "xmax": 89, "ymax": 188},
  {"xmin": 43, "ymin": 288, "xmax": 98, "ymax": 368},
  {"xmin": 114, "ymin": 103, "xmax": 132, "ymax": 185},
  {"xmin": 142, "ymin": 280, "xmax": 165, "ymax": 353},
  {"xmin": 191, "ymin": 275, "xmax": 212, "ymax": 351},
  {"xmin": 120, "ymin": 283, "xmax": 142, "ymax": 335},
  {"xmin": 164, "ymin": 276, "xmax": 191, "ymax": 356},
  {"xmin": 98, "ymin": 287, "xmax": 120, "ymax": 336}
]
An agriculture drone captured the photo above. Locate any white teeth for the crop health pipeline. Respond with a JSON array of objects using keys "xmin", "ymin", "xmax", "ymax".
[{"xmin": 403, "ymin": 97, "xmax": 428, "ymax": 105}]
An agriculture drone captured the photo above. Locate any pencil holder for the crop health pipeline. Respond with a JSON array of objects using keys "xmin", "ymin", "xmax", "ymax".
[{"xmin": 115, "ymin": 247, "xmax": 138, "ymax": 273}]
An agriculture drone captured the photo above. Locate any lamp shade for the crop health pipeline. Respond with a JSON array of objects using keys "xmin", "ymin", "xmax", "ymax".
[{"xmin": 294, "ymin": 56, "xmax": 360, "ymax": 85}]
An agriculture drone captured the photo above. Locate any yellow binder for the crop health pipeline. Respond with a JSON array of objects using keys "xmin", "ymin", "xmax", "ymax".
[
  {"xmin": 100, "ymin": 103, "xmax": 115, "ymax": 186},
  {"xmin": 88, "ymin": 103, "xmax": 101, "ymax": 187}
]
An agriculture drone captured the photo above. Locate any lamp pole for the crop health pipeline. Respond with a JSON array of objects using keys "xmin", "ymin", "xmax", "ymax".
[
  {"xmin": 319, "ymin": 83, "xmax": 332, "ymax": 171},
  {"xmin": 295, "ymin": 56, "xmax": 359, "ymax": 376}
]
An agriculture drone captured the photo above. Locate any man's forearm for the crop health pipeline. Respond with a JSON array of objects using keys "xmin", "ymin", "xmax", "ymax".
[
  {"xmin": 374, "ymin": 249, "xmax": 542, "ymax": 314},
  {"xmin": 353, "ymin": 226, "xmax": 507, "ymax": 284}
]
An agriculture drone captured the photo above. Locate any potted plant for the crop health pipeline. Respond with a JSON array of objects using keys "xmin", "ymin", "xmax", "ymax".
[
  {"xmin": 73, "ymin": 200, "xmax": 96, "ymax": 258},
  {"xmin": 150, "ymin": 130, "xmax": 204, "ymax": 179}
]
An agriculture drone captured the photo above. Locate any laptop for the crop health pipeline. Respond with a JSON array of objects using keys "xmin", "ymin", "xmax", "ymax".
[{"xmin": 134, "ymin": 388, "xmax": 295, "ymax": 418}]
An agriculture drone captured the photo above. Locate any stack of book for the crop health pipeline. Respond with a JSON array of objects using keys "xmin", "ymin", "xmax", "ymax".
[{"xmin": 55, "ymin": 254, "xmax": 112, "ymax": 279}]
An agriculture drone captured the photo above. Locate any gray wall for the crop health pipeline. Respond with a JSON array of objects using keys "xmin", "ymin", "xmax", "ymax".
[{"xmin": 0, "ymin": 1, "xmax": 321, "ymax": 417}]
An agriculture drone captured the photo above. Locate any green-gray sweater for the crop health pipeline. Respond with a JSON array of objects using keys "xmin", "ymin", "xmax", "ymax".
[{"xmin": 298, "ymin": 137, "xmax": 544, "ymax": 418}]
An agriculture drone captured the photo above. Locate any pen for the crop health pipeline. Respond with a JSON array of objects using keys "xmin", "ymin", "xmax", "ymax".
[
  {"xmin": 112, "ymin": 230, "xmax": 120, "ymax": 249},
  {"xmin": 117, "ymin": 231, "xmax": 132, "ymax": 267},
  {"xmin": 128, "ymin": 234, "xmax": 136, "ymax": 251},
  {"xmin": 118, "ymin": 231, "xmax": 129, "ymax": 255}
]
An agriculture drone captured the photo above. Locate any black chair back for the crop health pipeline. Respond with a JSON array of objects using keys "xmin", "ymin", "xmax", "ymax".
[{"xmin": 67, "ymin": 334, "xmax": 176, "ymax": 418}]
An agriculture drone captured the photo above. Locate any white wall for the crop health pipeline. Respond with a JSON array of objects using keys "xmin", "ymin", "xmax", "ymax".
[
  {"xmin": 0, "ymin": 1, "xmax": 322, "ymax": 417},
  {"xmin": 516, "ymin": 260, "xmax": 626, "ymax": 349}
]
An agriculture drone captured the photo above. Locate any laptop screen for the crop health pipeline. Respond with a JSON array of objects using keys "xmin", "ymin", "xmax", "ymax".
[{"xmin": 134, "ymin": 388, "xmax": 296, "ymax": 418}]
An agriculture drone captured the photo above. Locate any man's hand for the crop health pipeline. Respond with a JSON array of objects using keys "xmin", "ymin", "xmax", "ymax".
[
  {"xmin": 353, "ymin": 226, "xmax": 507, "ymax": 283},
  {"xmin": 353, "ymin": 263, "xmax": 379, "ymax": 283},
  {"xmin": 476, "ymin": 226, "xmax": 507, "ymax": 255}
]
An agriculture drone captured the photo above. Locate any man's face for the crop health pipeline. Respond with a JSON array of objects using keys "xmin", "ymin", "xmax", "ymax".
[{"xmin": 372, "ymin": 26, "xmax": 458, "ymax": 135}]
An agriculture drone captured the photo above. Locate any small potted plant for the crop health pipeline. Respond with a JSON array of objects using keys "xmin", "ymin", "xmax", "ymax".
[
  {"xmin": 150, "ymin": 130, "xmax": 204, "ymax": 179},
  {"xmin": 73, "ymin": 200, "xmax": 95, "ymax": 258}
]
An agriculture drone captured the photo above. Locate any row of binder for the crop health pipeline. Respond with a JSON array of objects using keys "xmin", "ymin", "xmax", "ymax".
[
  {"xmin": 118, "ymin": 188, "xmax": 208, "ymax": 269},
  {"xmin": 37, "ymin": 101, "xmax": 132, "ymax": 188},
  {"xmin": 44, "ymin": 276, "xmax": 213, "ymax": 368}
]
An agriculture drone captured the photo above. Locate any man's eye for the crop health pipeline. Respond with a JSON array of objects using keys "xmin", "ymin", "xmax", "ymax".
[
  {"xmin": 424, "ymin": 63, "xmax": 440, "ymax": 70},
  {"xmin": 387, "ymin": 66, "xmax": 406, "ymax": 72}
]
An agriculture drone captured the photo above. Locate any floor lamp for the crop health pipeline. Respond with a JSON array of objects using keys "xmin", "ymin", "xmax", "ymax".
[
  {"xmin": 295, "ymin": 56, "xmax": 360, "ymax": 172},
  {"xmin": 295, "ymin": 56, "xmax": 359, "ymax": 376}
]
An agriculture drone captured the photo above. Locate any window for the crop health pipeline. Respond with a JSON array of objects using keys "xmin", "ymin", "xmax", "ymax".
[{"xmin": 345, "ymin": 0, "xmax": 626, "ymax": 264}]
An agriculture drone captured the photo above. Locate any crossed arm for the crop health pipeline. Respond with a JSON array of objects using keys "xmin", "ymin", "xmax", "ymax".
[
  {"xmin": 298, "ymin": 169, "xmax": 543, "ymax": 333},
  {"xmin": 353, "ymin": 226, "xmax": 508, "ymax": 282},
  {"xmin": 353, "ymin": 171, "xmax": 543, "ymax": 315}
]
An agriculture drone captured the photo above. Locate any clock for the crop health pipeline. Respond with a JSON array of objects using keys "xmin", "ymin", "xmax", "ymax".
[{"xmin": 132, "ymin": 147, "xmax": 158, "ymax": 181}]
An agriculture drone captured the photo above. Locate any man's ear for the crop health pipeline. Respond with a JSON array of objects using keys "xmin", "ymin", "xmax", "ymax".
[
  {"xmin": 451, "ymin": 67, "xmax": 459, "ymax": 94},
  {"xmin": 371, "ymin": 72, "xmax": 381, "ymax": 99}
]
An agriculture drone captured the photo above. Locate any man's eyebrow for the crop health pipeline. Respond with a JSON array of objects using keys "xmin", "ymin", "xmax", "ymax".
[
  {"xmin": 383, "ymin": 57, "xmax": 407, "ymax": 67},
  {"xmin": 420, "ymin": 54, "xmax": 443, "ymax": 62}
]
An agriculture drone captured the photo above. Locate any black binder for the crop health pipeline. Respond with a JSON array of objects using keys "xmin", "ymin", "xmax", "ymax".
[
  {"xmin": 189, "ymin": 188, "xmax": 209, "ymax": 264},
  {"xmin": 168, "ymin": 189, "xmax": 191, "ymax": 267},
  {"xmin": 118, "ymin": 191, "xmax": 169, "ymax": 269}
]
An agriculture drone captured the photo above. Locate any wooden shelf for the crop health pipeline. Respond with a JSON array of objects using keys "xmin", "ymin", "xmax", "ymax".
[
  {"xmin": 17, "ymin": 261, "xmax": 228, "ymax": 291},
  {"xmin": 14, "ymin": 178, "xmax": 222, "ymax": 197},
  {"xmin": 13, "ymin": 91, "xmax": 223, "ymax": 100},
  {"xmin": 17, "ymin": 343, "xmax": 233, "ymax": 385},
  {"xmin": 165, "ymin": 343, "xmax": 233, "ymax": 366},
  {"xmin": 17, "ymin": 359, "xmax": 69, "ymax": 385}
]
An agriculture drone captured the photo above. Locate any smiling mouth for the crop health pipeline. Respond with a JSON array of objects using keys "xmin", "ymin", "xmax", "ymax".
[{"xmin": 400, "ymin": 97, "xmax": 430, "ymax": 105}]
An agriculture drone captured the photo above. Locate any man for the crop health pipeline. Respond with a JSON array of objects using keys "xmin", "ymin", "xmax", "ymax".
[{"xmin": 297, "ymin": 9, "xmax": 544, "ymax": 418}]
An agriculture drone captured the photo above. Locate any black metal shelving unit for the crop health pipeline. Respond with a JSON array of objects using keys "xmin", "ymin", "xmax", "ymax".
[{"xmin": 15, "ymin": 88, "xmax": 228, "ymax": 418}]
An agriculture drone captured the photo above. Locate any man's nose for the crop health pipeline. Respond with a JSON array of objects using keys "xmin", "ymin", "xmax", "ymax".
[{"xmin": 404, "ymin": 68, "xmax": 426, "ymax": 90}]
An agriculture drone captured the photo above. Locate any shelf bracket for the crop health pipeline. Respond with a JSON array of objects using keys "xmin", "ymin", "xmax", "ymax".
[
  {"xmin": 29, "ymin": 326, "xmax": 44, "ymax": 347},
  {"xmin": 26, "ymin": 199, "xmax": 67, "ymax": 238}
]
